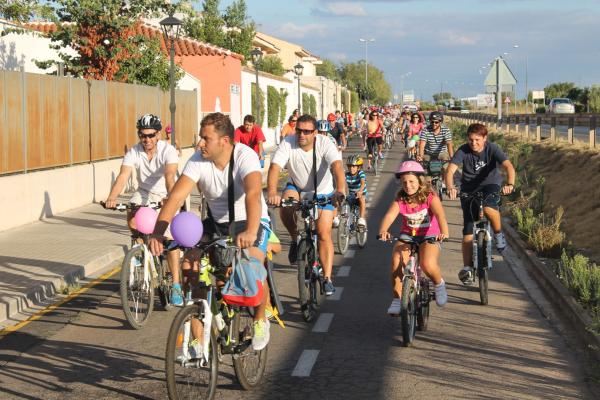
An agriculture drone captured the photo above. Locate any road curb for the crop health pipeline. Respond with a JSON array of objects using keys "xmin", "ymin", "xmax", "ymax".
[
  {"xmin": 502, "ymin": 218, "xmax": 600, "ymax": 362},
  {"xmin": 0, "ymin": 246, "xmax": 125, "ymax": 329}
]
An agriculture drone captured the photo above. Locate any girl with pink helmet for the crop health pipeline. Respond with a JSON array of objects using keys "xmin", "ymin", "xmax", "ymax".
[{"xmin": 378, "ymin": 160, "xmax": 449, "ymax": 315}]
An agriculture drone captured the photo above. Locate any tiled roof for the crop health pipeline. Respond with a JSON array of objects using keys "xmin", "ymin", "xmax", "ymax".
[{"xmin": 24, "ymin": 21, "xmax": 243, "ymax": 60}]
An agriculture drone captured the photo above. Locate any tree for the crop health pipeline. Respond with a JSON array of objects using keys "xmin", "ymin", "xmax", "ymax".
[
  {"xmin": 309, "ymin": 94, "xmax": 317, "ymax": 117},
  {"xmin": 37, "ymin": 0, "xmax": 176, "ymax": 89},
  {"xmin": 279, "ymin": 88, "xmax": 288, "ymax": 124},
  {"xmin": 432, "ymin": 92, "xmax": 453, "ymax": 103},
  {"xmin": 251, "ymin": 82, "xmax": 265, "ymax": 126},
  {"xmin": 259, "ymin": 55, "xmax": 284, "ymax": 76},
  {"xmin": 588, "ymin": 85, "xmax": 600, "ymax": 113},
  {"xmin": 316, "ymin": 59, "xmax": 339, "ymax": 81},
  {"xmin": 199, "ymin": 0, "xmax": 226, "ymax": 47},
  {"xmin": 223, "ymin": 0, "xmax": 255, "ymax": 62},
  {"xmin": 338, "ymin": 61, "xmax": 391, "ymax": 105},
  {"xmin": 544, "ymin": 82, "xmax": 575, "ymax": 103},
  {"xmin": 1, "ymin": 0, "xmax": 53, "ymax": 24},
  {"xmin": 302, "ymin": 93, "xmax": 309, "ymax": 115},
  {"xmin": 267, "ymin": 85, "xmax": 280, "ymax": 128},
  {"xmin": 350, "ymin": 91, "xmax": 359, "ymax": 113}
]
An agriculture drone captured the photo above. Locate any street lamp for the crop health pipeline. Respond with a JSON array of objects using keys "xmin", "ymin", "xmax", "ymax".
[
  {"xmin": 294, "ymin": 63, "xmax": 304, "ymax": 114},
  {"xmin": 513, "ymin": 44, "xmax": 529, "ymax": 113},
  {"xmin": 160, "ymin": 11, "xmax": 182, "ymax": 147},
  {"xmin": 359, "ymin": 38, "xmax": 375, "ymax": 104},
  {"xmin": 250, "ymin": 48, "xmax": 263, "ymax": 119},
  {"xmin": 320, "ymin": 77, "xmax": 325, "ymax": 120}
]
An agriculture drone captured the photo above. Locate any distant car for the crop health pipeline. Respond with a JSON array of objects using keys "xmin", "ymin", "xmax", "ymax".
[
  {"xmin": 460, "ymin": 109, "xmax": 470, "ymax": 114},
  {"xmin": 548, "ymin": 98, "xmax": 575, "ymax": 114}
]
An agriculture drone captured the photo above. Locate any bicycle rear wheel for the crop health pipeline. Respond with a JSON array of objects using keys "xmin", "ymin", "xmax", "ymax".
[
  {"xmin": 336, "ymin": 215, "xmax": 350, "ymax": 255},
  {"xmin": 477, "ymin": 231, "xmax": 489, "ymax": 305},
  {"xmin": 232, "ymin": 308, "xmax": 268, "ymax": 389},
  {"xmin": 400, "ymin": 277, "xmax": 417, "ymax": 347},
  {"xmin": 434, "ymin": 178, "xmax": 444, "ymax": 202},
  {"xmin": 417, "ymin": 279, "xmax": 430, "ymax": 331},
  {"xmin": 165, "ymin": 304, "xmax": 218, "ymax": 400},
  {"xmin": 120, "ymin": 246, "xmax": 154, "ymax": 329}
]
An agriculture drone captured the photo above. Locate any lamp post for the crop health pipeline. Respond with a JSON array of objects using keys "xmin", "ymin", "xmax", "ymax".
[
  {"xmin": 250, "ymin": 48, "xmax": 263, "ymax": 119},
  {"xmin": 160, "ymin": 11, "xmax": 182, "ymax": 147},
  {"xmin": 294, "ymin": 63, "xmax": 304, "ymax": 114},
  {"xmin": 359, "ymin": 38, "xmax": 375, "ymax": 105},
  {"xmin": 320, "ymin": 77, "xmax": 325, "ymax": 120},
  {"xmin": 513, "ymin": 44, "xmax": 528, "ymax": 113}
]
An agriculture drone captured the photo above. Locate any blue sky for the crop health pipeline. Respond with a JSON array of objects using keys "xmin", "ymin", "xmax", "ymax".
[{"xmin": 219, "ymin": 0, "xmax": 600, "ymax": 102}]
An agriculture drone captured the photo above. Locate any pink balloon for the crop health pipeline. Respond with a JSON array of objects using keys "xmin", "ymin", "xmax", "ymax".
[
  {"xmin": 134, "ymin": 207, "xmax": 158, "ymax": 234},
  {"xmin": 171, "ymin": 212, "xmax": 204, "ymax": 247}
]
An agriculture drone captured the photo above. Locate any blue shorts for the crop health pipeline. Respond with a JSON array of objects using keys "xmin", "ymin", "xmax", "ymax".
[
  {"xmin": 283, "ymin": 182, "xmax": 335, "ymax": 211},
  {"xmin": 397, "ymin": 233, "xmax": 438, "ymax": 246}
]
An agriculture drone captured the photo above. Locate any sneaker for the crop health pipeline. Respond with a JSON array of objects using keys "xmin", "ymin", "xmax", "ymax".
[
  {"xmin": 332, "ymin": 216, "xmax": 340, "ymax": 227},
  {"xmin": 171, "ymin": 284, "xmax": 184, "ymax": 306},
  {"xmin": 387, "ymin": 298, "xmax": 401, "ymax": 315},
  {"xmin": 495, "ymin": 232, "xmax": 507, "ymax": 252},
  {"xmin": 458, "ymin": 266, "xmax": 474, "ymax": 285},
  {"xmin": 252, "ymin": 319, "xmax": 270, "ymax": 351},
  {"xmin": 357, "ymin": 217, "xmax": 366, "ymax": 228},
  {"xmin": 132, "ymin": 256, "xmax": 142, "ymax": 268},
  {"xmin": 434, "ymin": 280, "xmax": 448, "ymax": 307},
  {"xmin": 176, "ymin": 338, "xmax": 201, "ymax": 362},
  {"xmin": 323, "ymin": 279, "xmax": 336, "ymax": 296},
  {"xmin": 288, "ymin": 240, "xmax": 298, "ymax": 264}
]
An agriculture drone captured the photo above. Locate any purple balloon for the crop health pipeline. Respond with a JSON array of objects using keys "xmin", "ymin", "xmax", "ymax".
[
  {"xmin": 171, "ymin": 212, "xmax": 204, "ymax": 247},
  {"xmin": 134, "ymin": 207, "xmax": 158, "ymax": 234}
]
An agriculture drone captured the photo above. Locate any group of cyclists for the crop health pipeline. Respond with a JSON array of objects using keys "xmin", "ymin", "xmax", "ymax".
[{"xmin": 104, "ymin": 104, "xmax": 515, "ymax": 357}]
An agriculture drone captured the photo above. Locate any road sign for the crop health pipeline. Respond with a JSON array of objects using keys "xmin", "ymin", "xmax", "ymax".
[
  {"xmin": 484, "ymin": 58, "xmax": 517, "ymax": 93},
  {"xmin": 532, "ymin": 90, "xmax": 545, "ymax": 100},
  {"xmin": 402, "ymin": 90, "xmax": 414, "ymax": 103},
  {"xmin": 476, "ymin": 94, "xmax": 495, "ymax": 107},
  {"xmin": 504, "ymin": 96, "xmax": 511, "ymax": 104}
]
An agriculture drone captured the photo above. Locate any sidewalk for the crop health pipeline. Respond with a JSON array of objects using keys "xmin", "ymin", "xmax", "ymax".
[{"xmin": 0, "ymin": 162, "xmax": 272, "ymax": 330}]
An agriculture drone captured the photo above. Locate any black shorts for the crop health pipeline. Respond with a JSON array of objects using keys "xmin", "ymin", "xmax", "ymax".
[
  {"xmin": 460, "ymin": 184, "xmax": 501, "ymax": 235},
  {"xmin": 366, "ymin": 137, "xmax": 382, "ymax": 155}
]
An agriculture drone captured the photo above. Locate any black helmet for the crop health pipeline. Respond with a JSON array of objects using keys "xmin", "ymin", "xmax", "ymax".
[
  {"xmin": 429, "ymin": 111, "xmax": 443, "ymax": 123},
  {"xmin": 136, "ymin": 113, "xmax": 162, "ymax": 131}
]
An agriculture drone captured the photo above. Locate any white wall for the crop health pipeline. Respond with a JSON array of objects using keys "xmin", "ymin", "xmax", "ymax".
[
  {"xmin": 0, "ymin": 22, "xmax": 77, "ymax": 73},
  {"xmin": 0, "ymin": 148, "xmax": 196, "ymax": 232},
  {"xmin": 177, "ymin": 72, "xmax": 202, "ymax": 133}
]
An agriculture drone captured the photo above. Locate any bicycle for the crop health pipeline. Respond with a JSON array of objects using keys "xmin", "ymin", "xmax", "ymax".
[
  {"xmin": 336, "ymin": 193, "xmax": 367, "ymax": 254},
  {"xmin": 366, "ymin": 137, "xmax": 380, "ymax": 176},
  {"xmin": 383, "ymin": 126, "xmax": 394, "ymax": 150},
  {"xmin": 165, "ymin": 237, "xmax": 282, "ymax": 399},
  {"xmin": 100, "ymin": 201, "xmax": 175, "ymax": 329},
  {"xmin": 281, "ymin": 197, "xmax": 332, "ymax": 322},
  {"xmin": 422, "ymin": 160, "xmax": 446, "ymax": 201},
  {"xmin": 379, "ymin": 234, "xmax": 436, "ymax": 347},
  {"xmin": 459, "ymin": 190, "xmax": 500, "ymax": 305}
]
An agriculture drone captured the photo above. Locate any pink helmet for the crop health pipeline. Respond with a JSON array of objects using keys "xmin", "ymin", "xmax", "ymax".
[{"xmin": 396, "ymin": 160, "xmax": 425, "ymax": 176}]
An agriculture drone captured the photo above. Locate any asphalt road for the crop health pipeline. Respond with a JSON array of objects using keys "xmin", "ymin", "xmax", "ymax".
[{"xmin": 0, "ymin": 138, "xmax": 596, "ymax": 400}]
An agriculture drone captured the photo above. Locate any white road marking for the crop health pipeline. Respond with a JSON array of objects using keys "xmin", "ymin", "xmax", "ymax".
[
  {"xmin": 336, "ymin": 265, "xmax": 351, "ymax": 277},
  {"xmin": 312, "ymin": 313, "xmax": 334, "ymax": 333},
  {"xmin": 344, "ymin": 250, "xmax": 355, "ymax": 258},
  {"xmin": 292, "ymin": 350, "xmax": 320, "ymax": 377},
  {"xmin": 327, "ymin": 287, "xmax": 344, "ymax": 301}
]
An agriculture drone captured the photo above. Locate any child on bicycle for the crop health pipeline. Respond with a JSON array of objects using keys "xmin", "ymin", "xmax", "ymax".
[
  {"xmin": 345, "ymin": 154, "xmax": 367, "ymax": 229},
  {"xmin": 378, "ymin": 160, "xmax": 449, "ymax": 314}
]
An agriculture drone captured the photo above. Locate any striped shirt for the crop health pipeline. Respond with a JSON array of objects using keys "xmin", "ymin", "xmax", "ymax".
[
  {"xmin": 420, "ymin": 125, "xmax": 452, "ymax": 156},
  {"xmin": 346, "ymin": 170, "xmax": 367, "ymax": 194}
]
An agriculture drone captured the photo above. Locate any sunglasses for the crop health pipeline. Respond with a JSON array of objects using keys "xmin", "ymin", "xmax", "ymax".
[
  {"xmin": 431, "ymin": 120, "xmax": 441, "ymax": 124},
  {"xmin": 295, "ymin": 128, "xmax": 315, "ymax": 135},
  {"xmin": 138, "ymin": 133, "xmax": 157, "ymax": 139}
]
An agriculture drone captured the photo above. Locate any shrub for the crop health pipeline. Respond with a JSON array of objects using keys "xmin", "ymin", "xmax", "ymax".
[
  {"xmin": 267, "ymin": 86, "xmax": 280, "ymax": 128},
  {"xmin": 251, "ymin": 83, "xmax": 265, "ymax": 127},
  {"xmin": 302, "ymin": 93, "xmax": 310, "ymax": 115},
  {"xmin": 350, "ymin": 91, "xmax": 359, "ymax": 113},
  {"xmin": 528, "ymin": 207, "xmax": 565, "ymax": 257},
  {"xmin": 558, "ymin": 250, "xmax": 600, "ymax": 314},
  {"xmin": 259, "ymin": 55, "xmax": 285, "ymax": 76},
  {"xmin": 309, "ymin": 94, "xmax": 317, "ymax": 117},
  {"xmin": 279, "ymin": 89, "xmax": 288, "ymax": 124}
]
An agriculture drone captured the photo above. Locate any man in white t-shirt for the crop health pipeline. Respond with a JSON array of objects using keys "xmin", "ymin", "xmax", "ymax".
[
  {"xmin": 104, "ymin": 113, "xmax": 182, "ymax": 304},
  {"xmin": 148, "ymin": 112, "xmax": 271, "ymax": 351},
  {"xmin": 266, "ymin": 114, "xmax": 345, "ymax": 297}
]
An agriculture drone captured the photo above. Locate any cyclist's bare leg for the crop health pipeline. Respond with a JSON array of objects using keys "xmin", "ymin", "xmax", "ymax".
[
  {"xmin": 167, "ymin": 248, "xmax": 181, "ymax": 285},
  {"xmin": 418, "ymin": 242, "xmax": 442, "ymax": 285},
  {"xmin": 358, "ymin": 196, "xmax": 366, "ymax": 218},
  {"xmin": 391, "ymin": 242, "xmax": 410, "ymax": 297},
  {"xmin": 279, "ymin": 189, "xmax": 300, "ymax": 241},
  {"xmin": 484, "ymin": 206, "xmax": 502, "ymax": 233},
  {"xmin": 126, "ymin": 211, "xmax": 144, "ymax": 245},
  {"xmin": 182, "ymin": 249, "xmax": 204, "ymax": 341},
  {"xmin": 316, "ymin": 209, "xmax": 335, "ymax": 280},
  {"xmin": 462, "ymin": 234, "xmax": 474, "ymax": 266}
]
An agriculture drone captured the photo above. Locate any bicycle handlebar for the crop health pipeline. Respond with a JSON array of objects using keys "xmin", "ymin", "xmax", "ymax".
[{"xmin": 100, "ymin": 201, "xmax": 161, "ymax": 211}]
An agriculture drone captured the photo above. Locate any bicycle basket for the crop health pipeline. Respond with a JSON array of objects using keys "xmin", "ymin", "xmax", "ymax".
[{"xmin": 428, "ymin": 161, "xmax": 445, "ymax": 175}]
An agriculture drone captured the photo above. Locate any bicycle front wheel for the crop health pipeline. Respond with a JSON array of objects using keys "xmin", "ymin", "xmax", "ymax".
[
  {"xmin": 120, "ymin": 246, "xmax": 154, "ymax": 329},
  {"xmin": 165, "ymin": 304, "xmax": 219, "ymax": 400},
  {"xmin": 417, "ymin": 279, "xmax": 431, "ymax": 331},
  {"xmin": 232, "ymin": 308, "xmax": 268, "ymax": 390},
  {"xmin": 400, "ymin": 277, "xmax": 416, "ymax": 347},
  {"xmin": 476, "ymin": 231, "xmax": 489, "ymax": 305},
  {"xmin": 336, "ymin": 216, "xmax": 350, "ymax": 255},
  {"xmin": 373, "ymin": 155, "xmax": 379, "ymax": 176},
  {"xmin": 296, "ymin": 240, "xmax": 314, "ymax": 322}
]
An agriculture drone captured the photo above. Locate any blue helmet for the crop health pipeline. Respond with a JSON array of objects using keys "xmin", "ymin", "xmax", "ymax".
[{"xmin": 317, "ymin": 119, "xmax": 330, "ymax": 132}]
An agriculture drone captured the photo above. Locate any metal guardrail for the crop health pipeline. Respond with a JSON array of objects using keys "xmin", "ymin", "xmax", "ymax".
[{"xmin": 446, "ymin": 112, "xmax": 598, "ymax": 148}]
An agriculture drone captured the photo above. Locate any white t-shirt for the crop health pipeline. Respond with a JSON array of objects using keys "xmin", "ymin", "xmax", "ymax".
[
  {"xmin": 271, "ymin": 134, "xmax": 342, "ymax": 197},
  {"xmin": 182, "ymin": 145, "xmax": 269, "ymax": 223},
  {"xmin": 122, "ymin": 140, "xmax": 178, "ymax": 197}
]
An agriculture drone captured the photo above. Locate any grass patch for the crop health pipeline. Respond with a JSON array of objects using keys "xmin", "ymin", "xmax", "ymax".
[{"xmin": 59, "ymin": 282, "xmax": 81, "ymax": 295}]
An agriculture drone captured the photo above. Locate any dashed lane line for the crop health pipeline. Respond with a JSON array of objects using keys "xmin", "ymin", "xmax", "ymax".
[
  {"xmin": 327, "ymin": 287, "xmax": 344, "ymax": 301},
  {"xmin": 292, "ymin": 350, "xmax": 320, "ymax": 377},
  {"xmin": 312, "ymin": 313, "xmax": 334, "ymax": 333},
  {"xmin": 336, "ymin": 265, "xmax": 351, "ymax": 277}
]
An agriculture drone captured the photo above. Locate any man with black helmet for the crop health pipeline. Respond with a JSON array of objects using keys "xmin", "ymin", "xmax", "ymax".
[{"xmin": 104, "ymin": 113, "xmax": 182, "ymax": 303}]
